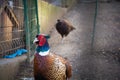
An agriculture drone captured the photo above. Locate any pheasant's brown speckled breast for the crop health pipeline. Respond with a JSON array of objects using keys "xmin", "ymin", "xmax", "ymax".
[{"xmin": 34, "ymin": 53, "xmax": 67, "ymax": 80}]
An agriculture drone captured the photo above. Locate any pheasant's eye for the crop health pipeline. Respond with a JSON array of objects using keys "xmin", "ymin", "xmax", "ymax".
[
  {"xmin": 35, "ymin": 41, "xmax": 39, "ymax": 44},
  {"xmin": 36, "ymin": 35, "xmax": 39, "ymax": 38}
]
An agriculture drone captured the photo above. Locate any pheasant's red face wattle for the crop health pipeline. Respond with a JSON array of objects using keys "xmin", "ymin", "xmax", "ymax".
[{"xmin": 37, "ymin": 35, "xmax": 46, "ymax": 46}]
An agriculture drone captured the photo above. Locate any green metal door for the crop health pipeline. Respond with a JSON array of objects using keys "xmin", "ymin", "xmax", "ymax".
[{"xmin": 23, "ymin": 0, "xmax": 40, "ymax": 62}]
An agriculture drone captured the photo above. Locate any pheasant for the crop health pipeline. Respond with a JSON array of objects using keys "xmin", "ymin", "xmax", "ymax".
[
  {"xmin": 55, "ymin": 19, "xmax": 75, "ymax": 42},
  {"xmin": 33, "ymin": 34, "xmax": 72, "ymax": 80}
]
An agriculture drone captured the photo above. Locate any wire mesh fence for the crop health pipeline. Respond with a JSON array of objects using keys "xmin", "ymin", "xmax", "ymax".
[
  {"xmin": 23, "ymin": 0, "xmax": 40, "ymax": 61},
  {"xmin": 0, "ymin": 0, "xmax": 25, "ymax": 58},
  {"xmin": 0, "ymin": 0, "xmax": 39, "ymax": 60}
]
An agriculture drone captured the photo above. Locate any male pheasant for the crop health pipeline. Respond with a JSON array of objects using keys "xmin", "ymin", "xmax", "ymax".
[{"xmin": 33, "ymin": 34, "xmax": 72, "ymax": 80}]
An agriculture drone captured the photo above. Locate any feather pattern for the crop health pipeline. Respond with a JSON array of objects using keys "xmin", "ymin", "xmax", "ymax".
[{"xmin": 34, "ymin": 53, "xmax": 72, "ymax": 80}]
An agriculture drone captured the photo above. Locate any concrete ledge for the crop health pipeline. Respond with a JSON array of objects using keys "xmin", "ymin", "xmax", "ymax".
[{"xmin": 0, "ymin": 55, "xmax": 27, "ymax": 80}]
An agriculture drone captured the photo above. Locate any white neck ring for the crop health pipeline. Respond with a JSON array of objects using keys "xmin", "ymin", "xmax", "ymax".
[{"xmin": 38, "ymin": 50, "xmax": 50, "ymax": 56}]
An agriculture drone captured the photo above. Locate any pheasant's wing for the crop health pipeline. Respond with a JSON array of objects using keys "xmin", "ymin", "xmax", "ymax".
[
  {"xmin": 53, "ymin": 54, "xmax": 72, "ymax": 79},
  {"xmin": 65, "ymin": 60, "xmax": 72, "ymax": 79}
]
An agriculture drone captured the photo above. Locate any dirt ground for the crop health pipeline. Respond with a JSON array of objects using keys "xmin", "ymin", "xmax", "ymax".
[{"xmin": 15, "ymin": 1, "xmax": 120, "ymax": 80}]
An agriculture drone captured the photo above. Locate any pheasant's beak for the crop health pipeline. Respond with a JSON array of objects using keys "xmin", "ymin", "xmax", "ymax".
[{"xmin": 33, "ymin": 38, "xmax": 39, "ymax": 43}]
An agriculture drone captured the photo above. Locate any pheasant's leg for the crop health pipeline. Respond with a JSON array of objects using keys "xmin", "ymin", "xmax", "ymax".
[{"xmin": 61, "ymin": 37, "xmax": 65, "ymax": 43}]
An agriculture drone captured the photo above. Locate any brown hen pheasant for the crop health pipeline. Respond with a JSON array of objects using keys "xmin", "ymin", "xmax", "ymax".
[
  {"xmin": 55, "ymin": 19, "xmax": 75, "ymax": 40},
  {"xmin": 33, "ymin": 34, "xmax": 72, "ymax": 80}
]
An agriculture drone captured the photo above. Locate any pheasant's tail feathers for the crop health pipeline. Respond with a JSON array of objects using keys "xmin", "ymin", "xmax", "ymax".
[
  {"xmin": 63, "ymin": 19, "xmax": 76, "ymax": 30},
  {"xmin": 73, "ymin": 26, "xmax": 76, "ymax": 29},
  {"xmin": 71, "ymin": 26, "xmax": 76, "ymax": 30},
  {"xmin": 68, "ymin": 26, "xmax": 76, "ymax": 32}
]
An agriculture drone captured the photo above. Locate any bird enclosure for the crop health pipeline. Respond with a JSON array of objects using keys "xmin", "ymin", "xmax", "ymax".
[
  {"xmin": 0, "ymin": 0, "xmax": 40, "ymax": 59},
  {"xmin": 0, "ymin": 0, "xmax": 74, "ymax": 60},
  {"xmin": 0, "ymin": 0, "xmax": 25, "ymax": 58}
]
